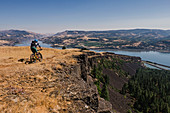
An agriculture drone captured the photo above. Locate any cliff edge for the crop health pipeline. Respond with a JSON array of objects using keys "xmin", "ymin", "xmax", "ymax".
[{"xmin": 0, "ymin": 47, "xmax": 114, "ymax": 112}]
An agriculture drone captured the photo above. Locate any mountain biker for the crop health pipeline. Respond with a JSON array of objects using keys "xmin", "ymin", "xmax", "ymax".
[{"xmin": 30, "ymin": 39, "xmax": 42, "ymax": 55}]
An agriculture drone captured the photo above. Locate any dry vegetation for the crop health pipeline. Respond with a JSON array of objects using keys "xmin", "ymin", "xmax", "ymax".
[
  {"xmin": 0, "ymin": 46, "xmax": 82, "ymax": 112},
  {"xmin": 0, "ymin": 40, "xmax": 10, "ymax": 46}
]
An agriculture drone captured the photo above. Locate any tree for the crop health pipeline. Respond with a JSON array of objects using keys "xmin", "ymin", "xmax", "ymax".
[
  {"xmin": 101, "ymin": 84, "xmax": 109, "ymax": 101},
  {"xmin": 62, "ymin": 46, "xmax": 66, "ymax": 49},
  {"xmin": 123, "ymin": 68, "xmax": 170, "ymax": 113}
]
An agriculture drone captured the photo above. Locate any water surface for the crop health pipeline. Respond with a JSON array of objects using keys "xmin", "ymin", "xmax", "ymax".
[
  {"xmin": 93, "ymin": 50, "xmax": 170, "ymax": 67},
  {"xmin": 15, "ymin": 40, "xmax": 53, "ymax": 48}
]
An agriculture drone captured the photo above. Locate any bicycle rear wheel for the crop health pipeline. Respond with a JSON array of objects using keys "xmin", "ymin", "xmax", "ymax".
[{"xmin": 30, "ymin": 54, "xmax": 35, "ymax": 62}]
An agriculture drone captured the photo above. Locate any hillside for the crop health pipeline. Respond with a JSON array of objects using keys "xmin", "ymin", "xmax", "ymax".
[
  {"xmin": 122, "ymin": 68, "xmax": 170, "ymax": 113},
  {"xmin": 40, "ymin": 29, "xmax": 170, "ymax": 52},
  {"xmin": 0, "ymin": 46, "xmax": 143, "ymax": 112},
  {"xmin": 0, "ymin": 30, "xmax": 43, "ymax": 46}
]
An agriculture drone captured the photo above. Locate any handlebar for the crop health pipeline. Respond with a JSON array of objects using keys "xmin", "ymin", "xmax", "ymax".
[{"xmin": 37, "ymin": 49, "xmax": 42, "ymax": 51}]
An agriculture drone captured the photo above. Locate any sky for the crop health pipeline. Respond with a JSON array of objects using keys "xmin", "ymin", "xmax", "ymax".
[{"xmin": 0, "ymin": 0, "xmax": 170, "ymax": 33}]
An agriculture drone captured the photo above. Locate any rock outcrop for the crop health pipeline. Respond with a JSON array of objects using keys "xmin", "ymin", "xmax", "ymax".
[{"xmin": 75, "ymin": 50, "xmax": 142, "ymax": 113}]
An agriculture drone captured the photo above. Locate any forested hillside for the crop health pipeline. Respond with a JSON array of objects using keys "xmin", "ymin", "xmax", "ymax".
[
  {"xmin": 122, "ymin": 68, "xmax": 170, "ymax": 113},
  {"xmin": 88, "ymin": 52, "xmax": 142, "ymax": 112}
]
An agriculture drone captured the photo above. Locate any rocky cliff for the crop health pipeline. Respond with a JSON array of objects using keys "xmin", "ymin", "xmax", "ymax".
[
  {"xmin": 0, "ymin": 47, "xmax": 142, "ymax": 112},
  {"xmin": 75, "ymin": 51, "xmax": 142, "ymax": 113}
]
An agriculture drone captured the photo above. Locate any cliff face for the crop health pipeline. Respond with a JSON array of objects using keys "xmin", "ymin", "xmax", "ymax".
[
  {"xmin": 75, "ymin": 51, "xmax": 142, "ymax": 113},
  {"xmin": 0, "ymin": 47, "xmax": 142, "ymax": 112},
  {"xmin": 48, "ymin": 54, "xmax": 113, "ymax": 113}
]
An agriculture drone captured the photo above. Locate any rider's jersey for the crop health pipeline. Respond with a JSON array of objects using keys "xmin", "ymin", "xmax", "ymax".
[{"xmin": 31, "ymin": 41, "xmax": 41, "ymax": 48}]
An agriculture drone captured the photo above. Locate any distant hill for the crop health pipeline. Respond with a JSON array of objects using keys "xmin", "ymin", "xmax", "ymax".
[
  {"xmin": 0, "ymin": 30, "xmax": 43, "ymax": 46},
  {"xmin": 41, "ymin": 29, "xmax": 170, "ymax": 52},
  {"xmin": 55, "ymin": 29, "xmax": 170, "ymax": 38}
]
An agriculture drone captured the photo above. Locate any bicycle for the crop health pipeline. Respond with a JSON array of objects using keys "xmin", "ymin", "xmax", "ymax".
[{"xmin": 30, "ymin": 49, "xmax": 43, "ymax": 63}]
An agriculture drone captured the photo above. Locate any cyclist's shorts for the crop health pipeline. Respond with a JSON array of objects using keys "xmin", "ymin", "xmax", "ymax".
[{"xmin": 31, "ymin": 47, "xmax": 37, "ymax": 54}]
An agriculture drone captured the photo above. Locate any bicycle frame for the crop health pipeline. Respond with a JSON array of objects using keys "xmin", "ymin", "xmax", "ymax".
[{"xmin": 30, "ymin": 49, "xmax": 43, "ymax": 63}]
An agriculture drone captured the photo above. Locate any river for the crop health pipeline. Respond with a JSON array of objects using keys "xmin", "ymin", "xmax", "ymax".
[
  {"xmin": 94, "ymin": 50, "xmax": 170, "ymax": 66},
  {"xmin": 93, "ymin": 50, "xmax": 170, "ymax": 70},
  {"xmin": 15, "ymin": 40, "xmax": 170, "ymax": 69}
]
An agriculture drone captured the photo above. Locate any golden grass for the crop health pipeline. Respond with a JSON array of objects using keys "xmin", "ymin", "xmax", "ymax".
[
  {"xmin": 55, "ymin": 64, "xmax": 62, "ymax": 70},
  {"xmin": 0, "ymin": 46, "xmax": 83, "ymax": 112}
]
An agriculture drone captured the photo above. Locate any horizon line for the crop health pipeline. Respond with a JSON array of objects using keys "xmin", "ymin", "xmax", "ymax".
[{"xmin": 1, "ymin": 27, "xmax": 170, "ymax": 34}]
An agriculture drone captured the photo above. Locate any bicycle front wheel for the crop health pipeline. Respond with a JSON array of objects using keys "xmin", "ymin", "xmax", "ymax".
[{"xmin": 37, "ymin": 53, "xmax": 43, "ymax": 62}]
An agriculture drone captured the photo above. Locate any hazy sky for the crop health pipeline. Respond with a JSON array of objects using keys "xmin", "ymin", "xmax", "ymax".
[{"xmin": 0, "ymin": 0, "xmax": 170, "ymax": 33}]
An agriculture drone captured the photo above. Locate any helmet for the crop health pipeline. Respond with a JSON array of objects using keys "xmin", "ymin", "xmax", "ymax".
[{"xmin": 34, "ymin": 39, "xmax": 38, "ymax": 42}]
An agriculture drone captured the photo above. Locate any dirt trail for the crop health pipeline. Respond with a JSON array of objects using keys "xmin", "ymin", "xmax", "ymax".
[{"xmin": 0, "ymin": 46, "xmax": 83, "ymax": 112}]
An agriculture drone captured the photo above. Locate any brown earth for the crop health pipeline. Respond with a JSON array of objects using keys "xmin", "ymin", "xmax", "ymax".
[
  {"xmin": 102, "ymin": 69, "xmax": 132, "ymax": 113},
  {"xmin": 0, "ymin": 47, "xmax": 83, "ymax": 112}
]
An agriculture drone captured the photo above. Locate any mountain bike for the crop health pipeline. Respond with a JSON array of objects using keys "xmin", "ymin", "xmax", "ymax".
[{"xmin": 30, "ymin": 49, "xmax": 43, "ymax": 63}]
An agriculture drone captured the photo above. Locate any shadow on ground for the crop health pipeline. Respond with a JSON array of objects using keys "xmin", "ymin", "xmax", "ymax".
[{"xmin": 18, "ymin": 58, "xmax": 33, "ymax": 64}]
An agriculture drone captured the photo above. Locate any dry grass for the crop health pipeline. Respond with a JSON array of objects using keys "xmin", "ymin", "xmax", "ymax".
[
  {"xmin": 0, "ymin": 46, "xmax": 82, "ymax": 112},
  {"xmin": 0, "ymin": 40, "xmax": 10, "ymax": 45}
]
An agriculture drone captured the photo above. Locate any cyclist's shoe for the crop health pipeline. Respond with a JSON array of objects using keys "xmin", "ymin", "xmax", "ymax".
[{"xmin": 39, "ymin": 58, "xmax": 42, "ymax": 62}]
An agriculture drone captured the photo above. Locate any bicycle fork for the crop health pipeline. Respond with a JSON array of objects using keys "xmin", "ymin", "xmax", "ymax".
[{"xmin": 34, "ymin": 53, "xmax": 39, "ymax": 60}]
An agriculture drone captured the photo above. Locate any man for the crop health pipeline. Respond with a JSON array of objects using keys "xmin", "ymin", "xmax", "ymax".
[{"xmin": 30, "ymin": 39, "xmax": 42, "ymax": 54}]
